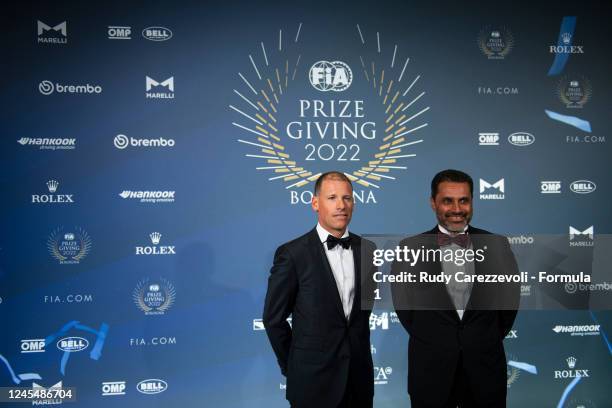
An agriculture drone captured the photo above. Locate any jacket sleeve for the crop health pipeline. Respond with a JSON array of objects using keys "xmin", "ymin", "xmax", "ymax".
[
  {"xmin": 390, "ymin": 241, "xmax": 414, "ymax": 335},
  {"xmin": 263, "ymin": 245, "xmax": 298, "ymax": 376}
]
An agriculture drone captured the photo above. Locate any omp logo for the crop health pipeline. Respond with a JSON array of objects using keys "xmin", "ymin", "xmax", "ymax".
[
  {"xmin": 108, "ymin": 26, "xmax": 131, "ymax": 40},
  {"xmin": 57, "ymin": 337, "xmax": 89, "ymax": 352},
  {"xmin": 541, "ymin": 181, "xmax": 561, "ymax": 194},
  {"xmin": 142, "ymin": 27, "xmax": 172, "ymax": 41},
  {"xmin": 309, "ymin": 61, "xmax": 352, "ymax": 91},
  {"xmin": 478, "ymin": 132, "xmax": 499, "ymax": 146},
  {"xmin": 37, "ymin": 21, "xmax": 67, "ymax": 44},
  {"xmin": 479, "ymin": 178, "xmax": 505, "ymax": 199},
  {"xmin": 146, "ymin": 76, "xmax": 174, "ymax": 92},
  {"xmin": 570, "ymin": 180, "xmax": 596, "ymax": 194},
  {"xmin": 102, "ymin": 381, "xmax": 126, "ymax": 396},
  {"xmin": 21, "ymin": 339, "xmax": 46, "ymax": 353},
  {"xmin": 508, "ymin": 132, "xmax": 534, "ymax": 146},
  {"xmin": 137, "ymin": 379, "xmax": 167, "ymax": 394}
]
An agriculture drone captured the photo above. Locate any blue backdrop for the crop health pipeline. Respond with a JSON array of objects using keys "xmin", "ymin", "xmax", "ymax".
[{"xmin": 1, "ymin": 0, "xmax": 611, "ymax": 407}]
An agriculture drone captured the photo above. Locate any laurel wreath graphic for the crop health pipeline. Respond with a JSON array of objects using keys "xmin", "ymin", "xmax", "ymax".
[{"xmin": 232, "ymin": 24, "xmax": 429, "ymax": 191}]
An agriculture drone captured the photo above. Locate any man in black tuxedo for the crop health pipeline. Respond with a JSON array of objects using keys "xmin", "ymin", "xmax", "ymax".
[
  {"xmin": 263, "ymin": 171, "xmax": 376, "ymax": 408},
  {"xmin": 391, "ymin": 169, "xmax": 520, "ymax": 408}
]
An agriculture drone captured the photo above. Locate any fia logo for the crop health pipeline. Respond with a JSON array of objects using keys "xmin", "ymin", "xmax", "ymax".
[{"xmin": 309, "ymin": 61, "xmax": 352, "ymax": 91}]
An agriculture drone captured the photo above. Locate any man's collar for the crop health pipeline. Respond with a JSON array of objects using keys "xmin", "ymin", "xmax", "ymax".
[{"xmin": 316, "ymin": 223, "xmax": 349, "ymax": 243}]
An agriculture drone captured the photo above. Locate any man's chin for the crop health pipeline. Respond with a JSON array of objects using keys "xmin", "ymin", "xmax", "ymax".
[{"xmin": 444, "ymin": 222, "xmax": 467, "ymax": 233}]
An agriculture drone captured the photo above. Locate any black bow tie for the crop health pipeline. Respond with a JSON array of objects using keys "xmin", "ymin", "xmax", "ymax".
[
  {"xmin": 326, "ymin": 235, "xmax": 352, "ymax": 250},
  {"xmin": 437, "ymin": 231, "xmax": 471, "ymax": 248}
]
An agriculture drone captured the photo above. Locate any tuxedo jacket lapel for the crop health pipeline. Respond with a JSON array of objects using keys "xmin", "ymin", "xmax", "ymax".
[
  {"xmin": 307, "ymin": 229, "xmax": 346, "ymax": 321},
  {"xmin": 424, "ymin": 226, "xmax": 461, "ymax": 323},
  {"xmin": 348, "ymin": 233, "xmax": 361, "ymax": 325}
]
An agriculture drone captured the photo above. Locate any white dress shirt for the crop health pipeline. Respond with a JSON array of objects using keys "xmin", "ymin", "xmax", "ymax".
[
  {"xmin": 438, "ymin": 224, "xmax": 472, "ymax": 320},
  {"xmin": 316, "ymin": 223, "xmax": 355, "ymax": 319}
]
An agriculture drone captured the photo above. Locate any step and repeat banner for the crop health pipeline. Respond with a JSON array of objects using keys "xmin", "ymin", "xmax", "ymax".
[{"xmin": 1, "ymin": 0, "xmax": 611, "ymax": 407}]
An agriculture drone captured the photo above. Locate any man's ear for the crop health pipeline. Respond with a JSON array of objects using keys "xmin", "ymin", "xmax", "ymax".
[
  {"xmin": 312, "ymin": 195, "xmax": 319, "ymax": 212},
  {"xmin": 429, "ymin": 196, "xmax": 436, "ymax": 212}
]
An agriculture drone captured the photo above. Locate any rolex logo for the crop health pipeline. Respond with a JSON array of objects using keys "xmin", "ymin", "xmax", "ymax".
[
  {"xmin": 136, "ymin": 232, "xmax": 175, "ymax": 255},
  {"xmin": 150, "ymin": 232, "xmax": 162, "ymax": 245},
  {"xmin": 33, "ymin": 180, "xmax": 73, "ymax": 204},
  {"xmin": 46, "ymin": 180, "xmax": 59, "ymax": 193},
  {"xmin": 561, "ymin": 32, "xmax": 572, "ymax": 45},
  {"xmin": 566, "ymin": 356, "xmax": 576, "ymax": 369}
]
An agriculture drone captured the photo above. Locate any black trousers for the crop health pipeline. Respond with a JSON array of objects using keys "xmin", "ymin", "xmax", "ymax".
[
  {"xmin": 292, "ymin": 359, "xmax": 373, "ymax": 408},
  {"xmin": 410, "ymin": 353, "xmax": 481, "ymax": 408}
]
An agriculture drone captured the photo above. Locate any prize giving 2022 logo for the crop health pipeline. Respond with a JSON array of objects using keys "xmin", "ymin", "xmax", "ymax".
[{"xmin": 231, "ymin": 24, "xmax": 430, "ymax": 205}]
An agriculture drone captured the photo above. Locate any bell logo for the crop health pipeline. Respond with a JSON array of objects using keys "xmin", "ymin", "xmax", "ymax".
[
  {"xmin": 309, "ymin": 61, "xmax": 352, "ymax": 92},
  {"xmin": 570, "ymin": 180, "xmax": 596, "ymax": 194},
  {"xmin": 508, "ymin": 132, "xmax": 534, "ymax": 146},
  {"xmin": 137, "ymin": 379, "xmax": 167, "ymax": 395}
]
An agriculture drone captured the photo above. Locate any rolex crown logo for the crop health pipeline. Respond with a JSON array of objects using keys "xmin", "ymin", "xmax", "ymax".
[
  {"xmin": 47, "ymin": 180, "xmax": 59, "ymax": 193},
  {"xmin": 561, "ymin": 32, "xmax": 572, "ymax": 45},
  {"xmin": 150, "ymin": 232, "xmax": 162, "ymax": 245},
  {"xmin": 566, "ymin": 356, "xmax": 576, "ymax": 369}
]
